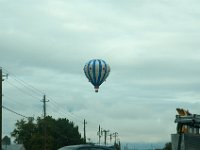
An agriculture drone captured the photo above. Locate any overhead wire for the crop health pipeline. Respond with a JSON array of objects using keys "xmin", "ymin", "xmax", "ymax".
[
  {"xmin": 2, "ymin": 67, "xmax": 44, "ymax": 96},
  {"xmin": 47, "ymin": 97, "xmax": 84, "ymax": 124},
  {"xmin": 46, "ymin": 97, "xmax": 100, "ymax": 127},
  {"xmin": 4, "ymin": 80, "xmax": 42, "ymax": 100},
  {"xmin": 3, "ymin": 94, "xmax": 42, "ymax": 118},
  {"xmin": 3, "ymin": 94, "xmax": 24, "ymax": 107},
  {"xmin": 3, "ymin": 80, "xmax": 43, "ymax": 117},
  {"xmin": 2, "ymin": 105, "xmax": 29, "ymax": 119},
  {"xmin": 40, "ymin": 95, "xmax": 101, "ymax": 130},
  {"xmin": 2, "ymin": 68, "xmax": 44, "ymax": 117}
]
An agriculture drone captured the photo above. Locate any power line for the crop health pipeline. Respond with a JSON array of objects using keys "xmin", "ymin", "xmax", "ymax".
[
  {"xmin": 2, "ymin": 105, "xmax": 29, "ymax": 119},
  {"xmin": 3, "ymin": 94, "xmax": 27, "ymax": 109},
  {"xmin": 47, "ymin": 99, "xmax": 100, "ymax": 127},
  {"xmin": 47, "ymin": 98, "xmax": 83, "ymax": 123},
  {"xmin": 2, "ymin": 67, "xmax": 45, "ymax": 118},
  {"xmin": 5, "ymin": 80, "xmax": 41, "ymax": 100},
  {"xmin": 3, "ymin": 94, "xmax": 42, "ymax": 118},
  {"xmin": 1, "ymin": 67, "xmax": 44, "ymax": 96}
]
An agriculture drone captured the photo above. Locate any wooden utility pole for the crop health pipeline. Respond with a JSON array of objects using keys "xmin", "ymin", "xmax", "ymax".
[
  {"xmin": 0, "ymin": 68, "xmax": 8, "ymax": 150},
  {"xmin": 97, "ymin": 125, "xmax": 101, "ymax": 145},
  {"xmin": 41, "ymin": 95, "xmax": 49, "ymax": 150},
  {"xmin": 113, "ymin": 132, "xmax": 118, "ymax": 144},
  {"xmin": 84, "ymin": 119, "xmax": 87, "ymax": 143},
  {"xmin": 42, "ymin": 95, "xmax": 49, "ymax": 118},
  {"xmin": 102, "ymin": 130, "xmax": 109, "ymax": 145},
  {"xmin": 0, "ymin": 69, "xmax": 2, "ymax": 150}
]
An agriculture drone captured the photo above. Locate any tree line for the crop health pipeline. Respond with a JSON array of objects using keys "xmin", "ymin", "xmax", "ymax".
[{"xmin": 10, "ymin": 115, "xmax": 170, "ymax": 150}]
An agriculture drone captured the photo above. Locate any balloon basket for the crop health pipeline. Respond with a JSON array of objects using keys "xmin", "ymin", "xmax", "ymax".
[{"xmin": 94, "ymin": 86, "xmax": 99, "ymax": 93}]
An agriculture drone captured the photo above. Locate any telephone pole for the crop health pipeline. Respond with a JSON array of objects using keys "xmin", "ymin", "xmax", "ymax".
[
  {"xmin": 0, "ymin": 69, "xmax": 2, "ymax": 150},
  {"xmin": 97, "ymin": 125, "xmax": 102, "ymax": 145},
  {"xmin": 0, "ymin": 68, "xmax": 8, "ymax": 150},
  {"xmin": 113, "ymin": 132, "xmax": 118, "ymax": 144},
  {"xmin": 102, "ymin": 129, "xmax": 109, "ymax": 145},
  {"xmin": 41, "ymin": 95, "xmax": 49, "ymax": 150},
  {"xmin": 84, "ymin": 119, "xmax": 87, "ymax": 143},
  {"xmin": 41, "ymin": 95, "xmax": 49, "ymax": 118},
  {"xmin": 109, "ymin": 133, "xmax": 112, "ymax": 143}
]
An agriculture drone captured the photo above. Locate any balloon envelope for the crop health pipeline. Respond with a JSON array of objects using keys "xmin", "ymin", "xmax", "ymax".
[{"xmin": 83, "ymin": 59, "xmax": 110, "ymax": 92}]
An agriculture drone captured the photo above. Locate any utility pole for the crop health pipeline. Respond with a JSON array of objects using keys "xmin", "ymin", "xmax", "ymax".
[
  {"xmin": 0, "ymin": 69, "xmax": 2, "ymax": 150},
  {"xmin": 0, "ymin": 68, "xmax": 8, "ymax": 150},
  {"xmin": 41, "ymin": 95, "xmax": 49, "ymax": 118},
  {"xmin": 41, "ymin": 95, "xmax": 49, "ymax": 150},
  {"xmin": 113, "ymin": 132, "xmax": 118, "ymax": 144},
  {"xmin": 97, "ymin": 125, "xmax": 102, "ymax": 145},
  {"xmin": 102, "ymin": 129, "xmax": 109, "ymax": 146},
  {"xmin": 84, "ymin": 119, "xmax": 87, "ymax": 143},
  {"xmin": 109, "ymin": 133, "xmax": 112, "ymax": 143}
]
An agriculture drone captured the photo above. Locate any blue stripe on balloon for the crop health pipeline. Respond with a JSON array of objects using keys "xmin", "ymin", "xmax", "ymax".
[
  {"xmin": 92, "ymin": 59, "xmax": 96, "ymax": 85},
  {"xmin": 99, "ymin": 61, "xmax": 105, "ymax": 84},
  {"xmin": 97, "ymin": 59, "xmax": 102, "ymax": 85},
  {"xmin": 87, "ymin": 60, "xmax": 93, "ymax": 83}
]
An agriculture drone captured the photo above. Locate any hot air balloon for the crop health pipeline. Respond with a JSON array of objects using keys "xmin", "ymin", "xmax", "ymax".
[{"xmin": 83, "ymin": 59, "xmax": 110, "ymax": 92}]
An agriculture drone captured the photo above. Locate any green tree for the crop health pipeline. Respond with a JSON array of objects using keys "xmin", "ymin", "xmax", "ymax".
[
  {"xmin": 11, "ymin": 117, "xmax": 36, "ymax": 148},
  {"xmin": 11, "ymin": 116, "xmax": 84, "ymax": 150}
]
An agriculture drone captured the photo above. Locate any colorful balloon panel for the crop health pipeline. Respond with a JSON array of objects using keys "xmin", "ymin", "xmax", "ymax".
[{"xmin": 84, "ymin": 59, "xmax": 110, "ymax": 92}]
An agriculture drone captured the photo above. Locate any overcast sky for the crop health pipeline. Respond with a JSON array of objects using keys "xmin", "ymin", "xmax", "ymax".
[{"xmin": 1, "ymin": 0, "xmax": 200, "ymax": 145}]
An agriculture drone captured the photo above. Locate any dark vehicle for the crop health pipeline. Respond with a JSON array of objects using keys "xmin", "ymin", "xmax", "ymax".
[{"xmin": 58, "ymin": 144, "xmax": 116, "ymax": 150}]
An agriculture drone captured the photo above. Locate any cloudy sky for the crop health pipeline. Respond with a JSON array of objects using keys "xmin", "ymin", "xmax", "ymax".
[{"xmin": 1, "ymin": 0, "xmax": 200, "ymax": 145}]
